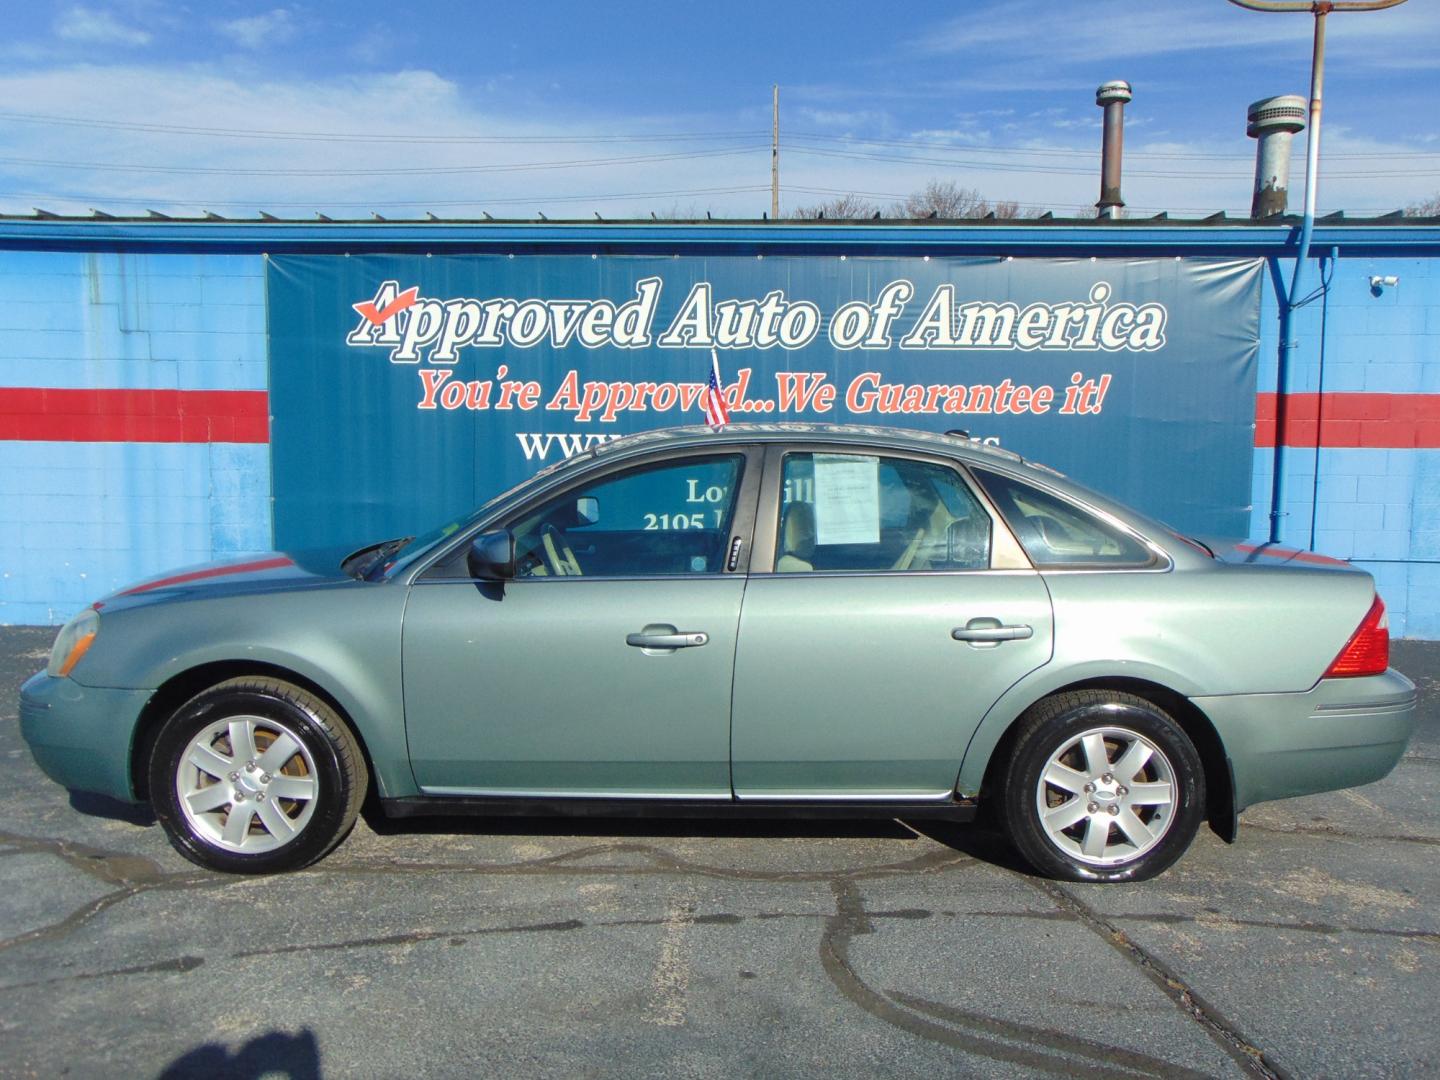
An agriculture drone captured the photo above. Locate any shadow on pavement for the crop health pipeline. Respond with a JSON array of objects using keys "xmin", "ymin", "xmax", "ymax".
[
  {"xmin": 68, "ymin": 790, "xmax": 156, "ymax": 827},
  {"xmin": 903, "ymin": 819, "xmax": 1039, "ymax": 876},
  {"xmin": 158, "ymin": 1028, "xmax": 321, "ymax": 1080},
  {"xmin": 359, "ymin": 802, "xmax": 918, "ymax": 842}
]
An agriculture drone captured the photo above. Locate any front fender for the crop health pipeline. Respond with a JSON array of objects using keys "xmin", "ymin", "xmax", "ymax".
[{"xmin": 73, "ymin": 585, "xmax": 417, "ymax": 800}]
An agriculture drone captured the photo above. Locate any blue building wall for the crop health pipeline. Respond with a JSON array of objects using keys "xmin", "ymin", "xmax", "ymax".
[
  {"xmin": 0, "ymin": 224, "xmax": 1436, "ymax": 636},
  {"xmin": 1247, "ymin": 254, "xmax": 1440, "ymax": 639},
  {"xmin": 0, "ymin": 251, "xmax": 271, "ymax": 624}
]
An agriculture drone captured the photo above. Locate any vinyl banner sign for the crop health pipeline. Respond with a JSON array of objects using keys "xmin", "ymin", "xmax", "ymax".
[{"xmin": 267, "ymin": 254, "xmax": 1261, "ymax": 550}]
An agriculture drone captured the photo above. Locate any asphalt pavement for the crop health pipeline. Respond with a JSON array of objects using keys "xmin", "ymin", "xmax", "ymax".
[{"xmin": 1, "ymin": 626, "xmax": 1435, "ymax": 1079}]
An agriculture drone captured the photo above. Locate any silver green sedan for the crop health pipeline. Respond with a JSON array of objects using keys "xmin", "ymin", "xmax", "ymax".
[{"xmin": 20, "ymin": 425, "xmax": 1416, "ymax": 882}]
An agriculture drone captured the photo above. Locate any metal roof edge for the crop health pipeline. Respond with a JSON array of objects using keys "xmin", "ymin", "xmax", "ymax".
[{"xmin": 1, "ymin": 218, "xmax": 1438, "ymax": 256}]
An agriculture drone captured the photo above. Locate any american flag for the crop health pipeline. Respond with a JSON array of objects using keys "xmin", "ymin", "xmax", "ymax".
[{"xmin": 702, "ymin": 348, "xmax": 731, "ymax": 430}]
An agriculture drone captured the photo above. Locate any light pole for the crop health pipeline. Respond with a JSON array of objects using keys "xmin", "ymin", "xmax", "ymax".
[{"xmin": 1225, "ymin": 0, "xmax": 1409, "ymax": 545}]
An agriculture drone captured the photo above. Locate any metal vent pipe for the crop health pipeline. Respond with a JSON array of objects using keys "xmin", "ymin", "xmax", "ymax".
[
  {"xmin": 1095, "ymin": 80, "xmax": 1132, "ymax": 219},
  {"xmin": 1247, "ymin": 95, "xmax": 1307, "ymax": 218}
]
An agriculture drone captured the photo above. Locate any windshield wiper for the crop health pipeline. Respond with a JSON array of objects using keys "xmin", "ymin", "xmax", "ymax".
[
  {"xmin": 359, "ymin": 537, "xmax": 414, "ymax": 580},
  {"xmin": 341, "ymin": 537, "xmax": 412, "ymax": 581}
]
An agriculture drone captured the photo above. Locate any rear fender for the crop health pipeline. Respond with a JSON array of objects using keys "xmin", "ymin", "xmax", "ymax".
[{"xmin": 955, "ymin": 659, "xmax": 1204, "ymax": 798}]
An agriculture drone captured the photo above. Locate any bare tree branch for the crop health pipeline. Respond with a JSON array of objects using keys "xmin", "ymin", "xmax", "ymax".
[
  {"xmin": 1405, "ymin": 192, "xmax": 1440, "ymax": 217},
  {"xmin": 790, "ymin": 193, "xmax": 881, "ymax": 220},
  {"xmin": 891, "ymin": 179, "xmax": 1030, "ymax": 219}
]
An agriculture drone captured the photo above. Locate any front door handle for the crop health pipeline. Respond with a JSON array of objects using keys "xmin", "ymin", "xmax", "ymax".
[
  {"xmin": 952, "ymin": 622, "xmax": 1033, "ymax": 643},
  {"xmin": 626, "ymin": 630, "xmax": 709, "ymax": 649}
]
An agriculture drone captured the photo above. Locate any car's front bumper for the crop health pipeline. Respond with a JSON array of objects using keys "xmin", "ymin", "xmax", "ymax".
[
  {"xmin": 1194, "ymin": 667, "xmax": 1417, "ymax": 812},
  {"xmin": 19, "ymin": 671, "xmax": 152, "ymax": 803}
]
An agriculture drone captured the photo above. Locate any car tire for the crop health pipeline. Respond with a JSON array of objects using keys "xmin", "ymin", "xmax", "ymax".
[
  {"xmin": 1000, "ymin": 690, "xmax": 1204, "ymax": 883},
  {"xmin": 148, "ymin": 677, "xmax": 367, "ymax": 874}
]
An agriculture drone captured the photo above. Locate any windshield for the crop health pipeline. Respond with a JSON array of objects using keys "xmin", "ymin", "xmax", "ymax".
[{"xmin": 371, "ymin": 458, "xmax": 579, "ymax": 578}]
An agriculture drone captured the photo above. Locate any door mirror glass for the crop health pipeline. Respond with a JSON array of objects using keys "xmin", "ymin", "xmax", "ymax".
[
  {"xmin": 575, "ymin": 496, "xmax": 600, "ymax": 527},
  {"xmin": 468, "ymin": 530, "xmax": 516, "ymax": 580}
]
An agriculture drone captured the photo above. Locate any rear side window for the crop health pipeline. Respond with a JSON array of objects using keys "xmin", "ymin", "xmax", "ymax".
[
  {"xmin": 776, "ymin": 452, "xmax": 992, "ymax": 572},
  {"xmin": 972, "ymin": 469, "xmax": 1155, "ymax": 568}
]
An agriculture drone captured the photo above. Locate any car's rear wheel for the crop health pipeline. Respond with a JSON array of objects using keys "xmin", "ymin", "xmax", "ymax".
[
  {"xmin": 148, "ymin": 677, "xmax": 367, "ymax": 873},
  {"xmin": 1000, "ymin": 690, "xmax": 1204, "ymax": 882}
]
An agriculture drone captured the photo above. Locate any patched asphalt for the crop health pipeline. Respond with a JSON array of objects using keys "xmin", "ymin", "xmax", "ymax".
[{"xmin": 1, "ymin": 626, "xmax": 1435, "ymax": 1079}]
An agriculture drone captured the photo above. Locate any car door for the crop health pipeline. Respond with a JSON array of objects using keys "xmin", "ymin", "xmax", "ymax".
[
  {"xmin": 403, "ymin": 446, "xmax": 760, "ymax": 798},
  {"xmin": 730, "ymin": 443, "xmax": 1054, "ymax": 800}
]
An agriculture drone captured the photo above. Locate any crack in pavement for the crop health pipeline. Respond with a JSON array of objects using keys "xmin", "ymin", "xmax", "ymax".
[
  {"xmin": 0, "ymin": 955, "xmax": 204, "ymax": 992},
  {"xmin": 1031, "ymin": 880, "xmax": 1288, "ymax": 1080},
  {"xmin": 817, "ymin": 878, "xmax": 1219, "ymax": 1079},
  {"xmin": 0, "ymin": 830, "xmax": 224, "ymax": 953},
  {"xmin": 957, "ymin": 907, "xmax": 1440, "ymax": 946},
  {"xmin": 0, "ymin": 907, "xmax": 879, "ymax": 989},
  {"xmin": 0, "ymin": 828, "xmax": 174, "ymax": 887},
  {"xmin": 0, "ymin": 821, "xmax": 1415, "ymax": 1077},
  {"xmin": 1242, "ymin": 821, "xmax": 1440, "ymax": 848},
  {"xmin": 0, "ymin": 827, "xmax": 970, "ymax": 965},
  {"xmin": 321, "ymin": 840, "xmax": 975, "ymax": 883}
]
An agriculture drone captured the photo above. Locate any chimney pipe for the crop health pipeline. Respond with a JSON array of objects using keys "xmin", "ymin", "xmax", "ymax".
[
  {"xmin": 1095, "ymin": 80, "xmax": 1132, "ymax": 219},
  {"xmin": 1246, "ymin": 95, "xmax": 1307, "ymax": 219}
]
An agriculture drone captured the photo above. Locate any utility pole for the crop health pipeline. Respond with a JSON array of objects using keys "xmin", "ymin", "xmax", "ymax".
[
  {"xmin": 1225, "ymin": 0, "xmax": 1409, "ymax": 544},
  {"xmin": 771, "ymin": 84, "xmax": 780, "ymax": 220}
]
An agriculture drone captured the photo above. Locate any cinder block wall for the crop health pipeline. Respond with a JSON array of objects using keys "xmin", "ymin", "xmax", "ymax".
[
  {"xmin": 1249, "ymin": 255, "xmax": 1440, "ymax": 638},
  {"xmin": 0, "ymin": 252, "xmax": 271, "ymax": 624}
]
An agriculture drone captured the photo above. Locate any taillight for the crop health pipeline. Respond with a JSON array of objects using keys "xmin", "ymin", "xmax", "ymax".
[{"xmin": 1325, "ymin": 595, "xmax": 1389, "ymax": 678}]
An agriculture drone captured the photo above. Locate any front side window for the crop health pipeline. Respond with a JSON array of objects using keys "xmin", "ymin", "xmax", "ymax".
[
  {"xmin": 774, "ymin": 452, "xmax": 992, "ymax": 573},
  {"xmin": 510, "ymin": 454, "xmax": 744, "ymax": 578},
  {"xmin": 972, "ymin": 469, "xmax": 1155, "ymax": 568}
]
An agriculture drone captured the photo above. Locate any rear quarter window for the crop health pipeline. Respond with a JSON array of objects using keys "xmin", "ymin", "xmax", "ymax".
[{"xmin": 972, "ymin": 469, "xmax": 1157, "ymax": 569}]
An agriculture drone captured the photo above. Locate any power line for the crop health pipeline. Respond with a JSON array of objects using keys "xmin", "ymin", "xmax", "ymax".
[
  {"xmin": 0, "ymin": 145, "xmax": 768, "ymax": 177},
  {"xmin": 787, "ymin": 130, "xmax": 1440, "ymax": 161},
  {"xmin": 6, "ymin": 142, "xmax": 1429, "ymax": 181},
  {"xmin": 0, "ymin": 110, "xmax": 766, "ymax": 145},
  {"xmin": 788, "ymin": 144, "xmax": 1440, "ymax": 180},
  {"xmin": 0, "ymin": 184, "xmax": 774, "ymax": 209},
  {"xmin": 3, "ymin": 110, "xmax": 1436, "ymax": 163}
]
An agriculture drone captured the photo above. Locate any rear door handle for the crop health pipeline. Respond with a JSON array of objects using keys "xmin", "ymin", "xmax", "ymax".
[
  {"xmin": 626, "ymin": 631, "xmax": 709, "ymax": 649},
  {"xmin": 952, "ymin": 623, "xmax": 1033, "ymax": 643}
]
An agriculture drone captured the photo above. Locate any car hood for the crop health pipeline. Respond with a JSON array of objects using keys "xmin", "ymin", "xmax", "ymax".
[
  {"xmin": 96, "ymin": 548, "xmax": 359, "ymax": 610},
  {"xmin": 1200, "ymin": 538, "xmax": 1357, "ymax": 572}
]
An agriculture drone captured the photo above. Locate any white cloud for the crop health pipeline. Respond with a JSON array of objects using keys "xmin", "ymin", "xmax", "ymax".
[
  {"xmin": 796, "ymin": 107, "xmax": 892, "ymax": 131},
  {"xmin": 0, "ymin": 64, "xmax": 777, "ymax": 218},
  {"xmin": 218, "ymin": 8, "xmax": 297, "ymax": 51},
  {"xmin": 54, "ymin": 6, "xmax": 151, "ymax": 47},
  {"xmin": 0, "ymin": 62, "xmax": 1431, "ymax": 221},
  {"xmin": 913, "ymin": 0, "xmax": 1439, "ymax": 70}
]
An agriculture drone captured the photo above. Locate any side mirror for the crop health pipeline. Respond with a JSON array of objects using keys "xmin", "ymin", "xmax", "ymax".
[
  {"xmin": 575, "ymin": 496, "xmax": 599, "ymax": 526},
  {"xmin": 467, "ymin": 530, "xmax": 515, "ymax": 580}
]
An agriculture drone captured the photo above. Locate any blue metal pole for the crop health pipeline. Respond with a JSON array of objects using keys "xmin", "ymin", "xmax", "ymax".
[{"xmin": 1270, "ymin": 6, "xmax": 1328, "ymax": 544}]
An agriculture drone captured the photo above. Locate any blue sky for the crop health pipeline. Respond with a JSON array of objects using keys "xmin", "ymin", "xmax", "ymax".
[{"xmin": 1, "ymin": 1, "xmax": 1437, "ymax": 219}]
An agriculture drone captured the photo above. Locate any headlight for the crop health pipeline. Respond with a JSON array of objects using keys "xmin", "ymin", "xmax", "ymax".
[{"xmin": 47, "ymin": 607, "xmax": 100, "ymax": 678}]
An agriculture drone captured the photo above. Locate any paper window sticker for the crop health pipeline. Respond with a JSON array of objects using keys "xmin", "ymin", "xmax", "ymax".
[{"xmin": 813, "ymin": 454, "xmax": 880, "ymax": 545}]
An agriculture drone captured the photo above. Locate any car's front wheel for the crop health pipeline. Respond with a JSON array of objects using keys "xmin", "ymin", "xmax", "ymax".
[
  {"xmin": 148, "ymin": 677, "xmax": 367, "ymax": 873},
  {"xmin": 1000, "ymin": 690, "xmax": 1204, "ymax": 883}
]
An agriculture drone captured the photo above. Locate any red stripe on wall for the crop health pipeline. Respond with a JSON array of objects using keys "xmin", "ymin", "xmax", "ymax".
[
  {"xmin": 0, "ymin": 388, "xmax": 269, "ymax": 443},
  {"xmin": 1255, "ymin": 392, "xmax": 1440, "ymax": 449}
]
